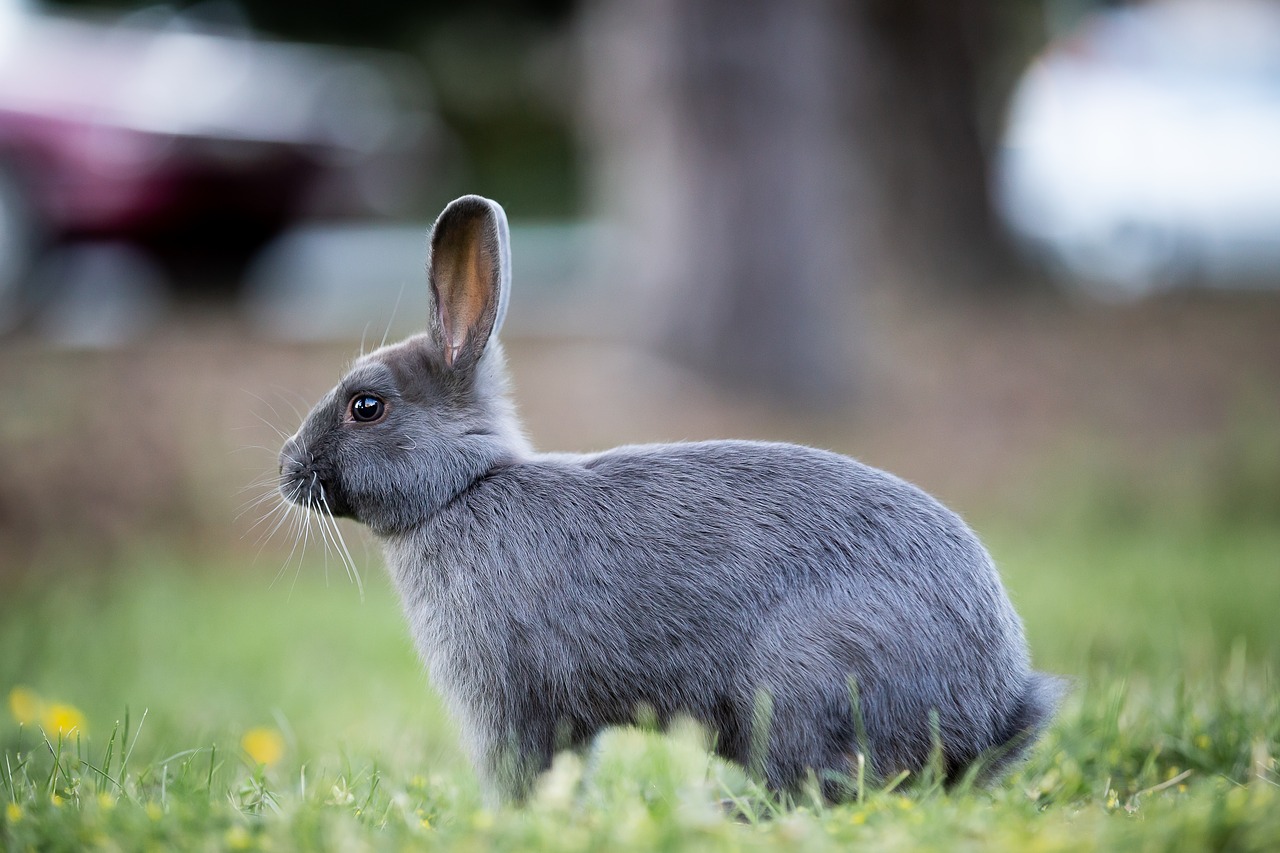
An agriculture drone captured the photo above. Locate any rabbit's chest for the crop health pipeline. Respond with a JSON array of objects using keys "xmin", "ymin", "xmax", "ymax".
[{"xmin": 382, "ymin": 539, "xmax": 530, "ymax": 681}]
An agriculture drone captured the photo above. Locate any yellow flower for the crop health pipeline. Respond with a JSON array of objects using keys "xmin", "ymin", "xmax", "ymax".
[
  {"xmin": 42, "ymin": 703, "xmax": 86, "ymax": 736},
  {"xmin": 8, "ymin": 686, "xmax": 42, "ymax": 725},
  {"xmin": 6, "ymin": 802, "xmax": 22, "ymax": 823},
  {"xmin": 225, "ymin": 825, "xmax": 252, "ymax": 850},
  {"xmin": 1195, "ymin": 735, "xmax": 1212, "ymax": 750},
  {"xmin": 8, "ymin": 689, "xmax": 87, "ymax": 737},
  {"xmin": 50, "ymin": 794, "xmax": 63, "ymax": 808},
  {"xmin": 241, "ymin": 727, "xmax": 285, "ymax": 767}
]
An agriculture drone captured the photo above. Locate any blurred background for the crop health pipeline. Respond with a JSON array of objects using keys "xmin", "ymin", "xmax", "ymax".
[{"xmin": 1, "ymin": 0, "xmax": 1278, "ymax": 767}]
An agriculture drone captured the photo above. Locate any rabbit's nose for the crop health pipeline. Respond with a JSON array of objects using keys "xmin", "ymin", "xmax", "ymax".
[{"xmin": 279, "ymin": 437, "xmax": 303, "ymax": 476}]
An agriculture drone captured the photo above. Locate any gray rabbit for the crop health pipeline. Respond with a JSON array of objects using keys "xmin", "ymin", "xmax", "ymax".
[{"xmin": 278, "ymin": 194, "xmax": 1060, "ymax": 804}]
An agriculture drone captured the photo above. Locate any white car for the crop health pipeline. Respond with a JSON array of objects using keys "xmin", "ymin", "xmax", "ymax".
[{"xmin": 994, "ymin": 0, "xmax": 1280, "ymax": 297}]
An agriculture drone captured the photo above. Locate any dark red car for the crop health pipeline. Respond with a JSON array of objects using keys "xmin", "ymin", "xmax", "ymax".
[{"xmin": 0, "ymin": 2, "xmax": 432, "ymax": 325}]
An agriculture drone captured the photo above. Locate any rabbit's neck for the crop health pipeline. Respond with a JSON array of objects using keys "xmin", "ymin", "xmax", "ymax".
[{"xmin": 473, "ymin": 342, "xmax": 534, "ymax": 460}]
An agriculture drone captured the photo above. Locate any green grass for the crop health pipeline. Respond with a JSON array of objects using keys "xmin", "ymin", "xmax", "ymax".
[{"xmin": 3, "ymin": 516, "xmax": 1278, "ymax": 851}]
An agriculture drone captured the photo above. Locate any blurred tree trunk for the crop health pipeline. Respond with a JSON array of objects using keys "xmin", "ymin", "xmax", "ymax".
[
  {"xmin": 858, "ymin": 0, "xmax": 1009, "ymax": 287},
  {"xmin": 582, "ymin": 0, "xmax": 1004, "ymax": 405}
]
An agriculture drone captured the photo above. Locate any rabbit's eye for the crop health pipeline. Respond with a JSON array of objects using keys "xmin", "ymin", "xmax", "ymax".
[{"xmin": 349, "ymin": 394, "xmax": 386, "ymax": 423}]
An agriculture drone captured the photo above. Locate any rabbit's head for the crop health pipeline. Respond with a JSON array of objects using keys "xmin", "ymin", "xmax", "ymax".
[{"xmin": 278, "ymin": 195, "xmax": 527, "ymax": 535}]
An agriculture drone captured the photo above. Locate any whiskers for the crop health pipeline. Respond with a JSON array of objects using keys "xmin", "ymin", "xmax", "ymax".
[
  {"xmin": 236, "ymin": 393, "xmax": 366, "ymax": 601},
  {"xmin": 313, "ymin": 475, "xmax": 365, "ymax": 599},
  {"xmin": 236, "ymin": 475, "xmax": 309, "ymax": 598}
]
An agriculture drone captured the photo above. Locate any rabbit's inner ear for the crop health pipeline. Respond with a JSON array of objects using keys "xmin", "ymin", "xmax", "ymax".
[{"xmin": 428, "ymin": 197, "xmax": 505, "ymax": 371}]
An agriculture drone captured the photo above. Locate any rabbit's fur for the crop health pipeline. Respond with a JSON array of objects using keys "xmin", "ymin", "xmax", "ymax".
[{"xmin": 280, "ymin": 195, "xmax": 1060, "ymax": 803}]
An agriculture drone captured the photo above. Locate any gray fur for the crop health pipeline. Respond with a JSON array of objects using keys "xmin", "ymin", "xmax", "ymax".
[{"xmin": 279, "ymin": 194, "xmax": 1061, "ymax": 803}]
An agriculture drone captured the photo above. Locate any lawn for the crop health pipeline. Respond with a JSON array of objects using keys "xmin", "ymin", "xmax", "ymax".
[{"xmin": 2, "ymin": 495, "xmax": 1277, "ymax": 852}]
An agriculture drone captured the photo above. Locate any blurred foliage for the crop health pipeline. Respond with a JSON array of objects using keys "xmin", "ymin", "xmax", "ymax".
[
  {"xmin": 50, "ymin": 0, "xmax": 574, "ymax": 47},
  {"xmin": 48, "ymin": 0, "xmax": 582, "ymax": 217},
  {"xmin": 416, "ymin": 13, "xmax": 581, "ymax": 217}
]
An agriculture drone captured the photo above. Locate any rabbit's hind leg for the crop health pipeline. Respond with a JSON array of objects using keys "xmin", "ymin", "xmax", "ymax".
[{"xmin": 747, "ymin": 684, "xmax": 861, "ymax": 802}]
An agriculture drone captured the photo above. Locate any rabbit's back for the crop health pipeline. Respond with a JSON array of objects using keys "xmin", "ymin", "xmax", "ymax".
[{"xmin": 392, "ymin": 439, "xmax": 1047, "ymax": 788}]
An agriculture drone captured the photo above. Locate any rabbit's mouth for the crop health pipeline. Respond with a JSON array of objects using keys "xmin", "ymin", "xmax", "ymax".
[
  {"xmin": 273, "ymin": 440, "xmax": 366, "ymax": 596},
  {"xmin": 278, "ymin": 448, "xmax": 354, "ymax": 519}
]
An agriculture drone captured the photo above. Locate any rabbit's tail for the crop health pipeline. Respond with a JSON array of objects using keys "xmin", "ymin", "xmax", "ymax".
[{"xmin": 968, "ymin": 672, "xmax": 1068, "ymax": 783}]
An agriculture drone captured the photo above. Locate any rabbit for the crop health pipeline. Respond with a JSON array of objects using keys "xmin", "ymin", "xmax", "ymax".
[{"xmin": 278, "ymin": 194, "xmax": 1062, "ymax": 804}]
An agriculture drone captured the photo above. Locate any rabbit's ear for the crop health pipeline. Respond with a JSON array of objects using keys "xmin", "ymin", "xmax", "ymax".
[{"xmin": 426, "ymin": 195, "xmax": 512, "ymax": 371}]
